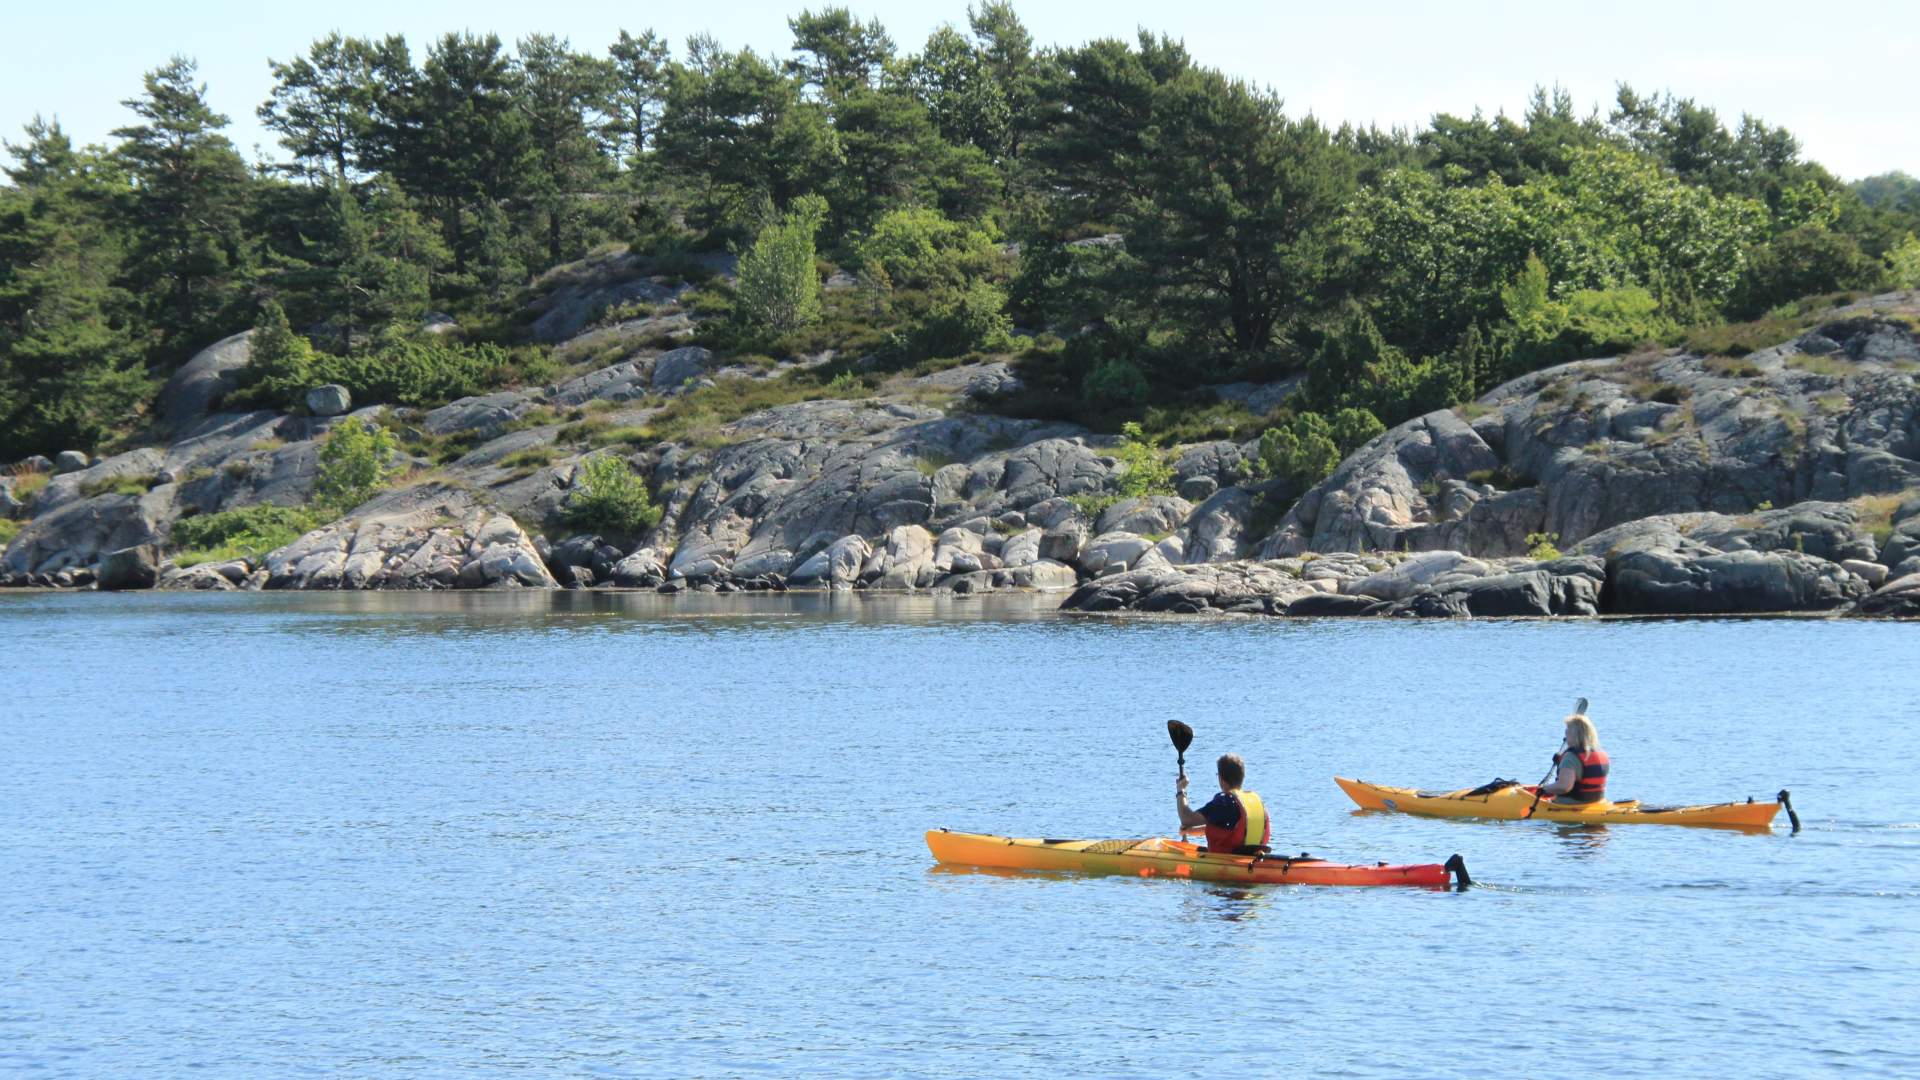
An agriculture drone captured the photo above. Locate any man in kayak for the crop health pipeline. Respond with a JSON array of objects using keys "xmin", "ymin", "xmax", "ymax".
[
  {"xmin": 1535, "ymin": 712, "xmax": 1609, "ymax": 804},
  {"xmin": 1175, "ymin": 753, "xmax": 1271, "ymax": 854}
]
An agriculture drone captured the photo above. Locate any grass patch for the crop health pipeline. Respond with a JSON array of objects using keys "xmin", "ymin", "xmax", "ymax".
[
  {"xmin": 1853, "ymin": 489, "xmax": 1916, "ymax": 546},
  {"xmin": 8, "ymin": 466, "xmax": 50, "ymax": 503},
  {"xmin": 1068, "ymin": 492, "xmax": 1121, "ymax": 519},
  {"xmin": 500, "ymin": 446, "xmax": 559, "ymax": 471},
  {"xmin": 1704, "ymin": 356, "xmax": 1763, "ymax": 378},
  {"xmin": 557, "ymin": 416, "xmax": 616, "ymax": 444},
  {"xmin": 79, "ymin": 472, "xmax": 163, "ymax": 498},
  {"xmin": 0, "ymin": 518, "xmax": 19, "ymax": 547},
  {"xmin": 1816, "ymin": 393, "xmax": 1850, "ymax": 415},
  {"xmin": 1629, "ymin": 380, "xmax": 1691, "ymax": 405},
  {"xmin": 1786, "ymin": 353, "xmax": 1852, "ymax": 378},
  {"xmin": 915, "ymin": 452, "xmax": 958, "ymax": 477},
  {"xmin": 1465, "ymin": 464, "xmax": 1534, "ymax": 490},
  {"xmin": 634, "ymin": 367, "xmax": 876, "ymax": 449},
  {"xmin": 1454, "ymin": 401, "xmax": 1496, "ymax": 421},
  {"xmin": 587, "ymin": 425, "xmax": 654, "ymax": 450}
]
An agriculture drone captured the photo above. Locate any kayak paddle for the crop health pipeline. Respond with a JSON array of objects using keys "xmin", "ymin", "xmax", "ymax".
[
  {"xmin": 1168, "ymin": 721, "xmax": 1194, "ymax": 835},
  {"xmin": 1522, "ymin": 697, "xmax": 1587, "ymax": 820},
  {"xmin": 1168, "ymin": 720, "xmax": 1193, "ymax": 780}
]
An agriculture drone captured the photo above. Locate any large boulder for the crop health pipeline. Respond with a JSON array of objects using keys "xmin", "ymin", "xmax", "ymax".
[
  {"xmin": 651, "ymin": 346, "xmax": 715, "ymax": 392},
  {"xmin": 98, "ymin": 545, "xmax": 160, "ymax": 591},
  {"xmin": 788, "ymin": 533, "xmax": 870, "ymax": 587},
  {"xmin": 156, "ymin": 331, "xmax": 253, "ymax": 432},
  {"xmin": 1609, "ymin": 548, "xmax": 1867, "ymax": 614},
  {"xmin": 54, "ymin": 451, "xmax": 91, "ymax": 474},
  {"xmin": 305, "ymin": 384, "xmax": 352, "ymax": 417}
]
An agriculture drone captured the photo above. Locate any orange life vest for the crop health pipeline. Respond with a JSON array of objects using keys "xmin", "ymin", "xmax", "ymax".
[
  {"xmin": 1203, "ymin": 790, "xmax": 1270, "ymax": 854},
  {"xmin": 1560, "ymin": 749, "xmax": 1610, "ymax": 804}
]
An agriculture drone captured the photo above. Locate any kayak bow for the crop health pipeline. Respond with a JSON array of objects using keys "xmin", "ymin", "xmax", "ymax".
[
  {"xmin": 926, "ymin": 829, "xmax": 1468, "ymax": 889},
  {"xmin": 1335, "ymin": 776, "xmax": 1787, "ymax": 830}
]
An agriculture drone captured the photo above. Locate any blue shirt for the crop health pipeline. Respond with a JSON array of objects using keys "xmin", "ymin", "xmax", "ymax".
[{"xmin": 1198, "ymin": 791, "xmax": 1243, "ymax": 829}]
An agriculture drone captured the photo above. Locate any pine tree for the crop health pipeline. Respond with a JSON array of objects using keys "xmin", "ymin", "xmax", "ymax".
[
  {"xmin": 259, "ymin": 33, "xmax": 378, "ymax": 181},
  {"xmin": 113, "ymin": 56, "xmax": 253, "ymax": 357},
  {"xmin": 0, "ymin": 121, "xmax": 149, "ymax": 456},
  {"xmin": 607, "ymin": 29, "xmax": 672, "ymax": 163}
]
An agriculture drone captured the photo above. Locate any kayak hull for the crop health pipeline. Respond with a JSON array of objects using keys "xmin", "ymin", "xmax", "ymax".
[
  {"xmin": 926, "ymin": 829, "xmax": 1464, "ymax": 889},
  {"xmin": 1334, "ymin": 776, "xmax": 1783, "ymax": 830}
]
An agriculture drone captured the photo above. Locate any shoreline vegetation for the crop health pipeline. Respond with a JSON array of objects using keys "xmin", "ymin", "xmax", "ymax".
[{"xmin": 1, "ymin": 5, "xmax": 1918, "ymax": 618}]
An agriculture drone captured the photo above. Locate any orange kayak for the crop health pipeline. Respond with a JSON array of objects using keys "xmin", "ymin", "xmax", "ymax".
[
  {"xmin": 1335, "ymin": 777, "xmax": 1789, "ymax": 830},
  {"xmin": 926, "ymin": 829, "xmax": 1468, "ymax": 889}
]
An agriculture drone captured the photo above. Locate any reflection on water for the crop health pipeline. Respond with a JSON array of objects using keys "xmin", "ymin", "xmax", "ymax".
[{"xmin": 1550, "ymin": 823, "xmax": 1613, "ymax": 858}]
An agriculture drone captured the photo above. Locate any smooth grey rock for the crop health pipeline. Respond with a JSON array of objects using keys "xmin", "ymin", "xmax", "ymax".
[
  {"xmin": 54, "ymin": 451, "xmax": 90, "ymax": 474},
  {"xmin": 1609, "ymin": 548, "xmax": 1868, "ymax": 615},
  {"xmin": 1857, "ymin": 572, "xmax": 1920, "ymax": 616},
  {"xmin": 156, "ymin": 331, "xmax": 252, "ymax": 431},
  {"xmin": 651, "ymin": 346, "xmax": 715, "ymax": 392},
  {"xmin": 1096, "ymin": 496, "xmax": 1192, "ymax": 538},
  {"xmin": 610, "ymin": 549, "xmax": 666, "ymax": 587},
  {"xmin": 789, "ymin": 534, "xmax": 870, "ymax": 586},
  {"xmin": 1347, "ymin": 551, "xmax": 1489, "ymax": 601},
  {"xmin": 305, "ymin": 384, "xmax": 352, "ymax": 417},
  {"xmin": 1009, "ymin": 559, "xmax": 1079, "ymax": 590},
  {"xmin": 1842, "ymin": 559, "xmax": 1889, "ymax": 588},
  {"xmin": 550, "ymin": 360, "xmax": 652, "ymax": 407},
  {"xmin": 999, "ymin": 528, "xmax": 1043, "ymax": 568},
  {"xmin": 1078, "ymin": 531, "xmax": 1154, "ymax": 575},
  {"xmin": 98, "ymin": 545, "xmax": 160, "ymax": 590}
]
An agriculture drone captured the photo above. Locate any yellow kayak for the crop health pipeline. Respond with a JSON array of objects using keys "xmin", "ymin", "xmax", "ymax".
[{"xmin": 1335, "ymin": 776, "xmax": 1791, "ymax": 831}]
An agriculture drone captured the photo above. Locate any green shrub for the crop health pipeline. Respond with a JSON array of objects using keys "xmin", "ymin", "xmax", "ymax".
[
  {"xmin": 1082, "ymin": 359, "xmax": 1150, "ymax": 410},
  {"xmin": 1887, "ymin": 233, "xmax": 1920, "ymax": 290},
  {"xmin": 227, "ymin": 300, "xmax": 316, "ymax": 411},
  {"xmin": 1112, "ymin": 422, "xmax": 1175, "ymax": 499},
  {"xmin": 314, "ymin": 417, "xmax": 400, "ymax": 513},
  {"xmin": 0, "ymin": 518, "xmax": 19, "ymax": 548},
  {"xmin": 170, "ymin": 504, "xmax": 319, "ymax": 564},
  {"xmin": 735, "ymin": 195, "xmax": 828, "ymax": 338},
  {"xmin": 852, "ymin": 208, "xmax": 1000, "ymax": 292},
  {"xmin": 311, "ymin": 338, "xmax": 502, "ymax": 407},
  {"xmin": 1253, "ymin": 408, "xmax": 1383, "ymax": 489},
  {"xmin": 905, "ymin": 281, "xmax": 1013, "ymax": 360},
  {"xmin": 1526, "ymin": 531, "xmax": 1562, "ymax": 560},
  {"xmin": 564, "ymin": 454, "xmax": 661, "ymax": 536}
]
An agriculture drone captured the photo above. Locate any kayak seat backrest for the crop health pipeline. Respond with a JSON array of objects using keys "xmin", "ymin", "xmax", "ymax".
[{"xmin": 1463, "ymin": 778, "xmax": 1522, "ymax": 797}]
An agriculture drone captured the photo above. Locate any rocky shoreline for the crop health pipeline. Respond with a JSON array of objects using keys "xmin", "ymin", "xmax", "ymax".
[{"xmin": 4, "ymin": 250, "xmax": 1918, "ymax": 620}]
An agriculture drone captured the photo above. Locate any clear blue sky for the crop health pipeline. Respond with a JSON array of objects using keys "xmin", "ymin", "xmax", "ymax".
[{"xmin": 4, "ymin": 0, "xmax": 1914, "ymax": 181}]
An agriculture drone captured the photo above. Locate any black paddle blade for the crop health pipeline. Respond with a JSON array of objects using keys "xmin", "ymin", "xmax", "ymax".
[{"xmin": 1167, "ymin": 721, "xmax": 1194, "ymax": 755}]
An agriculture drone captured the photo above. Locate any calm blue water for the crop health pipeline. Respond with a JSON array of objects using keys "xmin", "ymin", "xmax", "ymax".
[{"xmin": 3, "ymin": 591, "xmax": 1917, "ymax": 1078}]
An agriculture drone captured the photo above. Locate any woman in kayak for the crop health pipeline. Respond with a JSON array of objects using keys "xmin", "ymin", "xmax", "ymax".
[
  {"xmin": 1536, "ymin": 712, "xmax": 1609, "ymax": 804},
  {"xmin": 1176, "ymin": 753, "xmax": 1271, "ymax": 854}
]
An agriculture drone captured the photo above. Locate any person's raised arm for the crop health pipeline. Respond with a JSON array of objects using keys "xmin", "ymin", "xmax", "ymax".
[{"xmin": 1176, "ymin": 774, "xmax": 1209, "ymax": 830}]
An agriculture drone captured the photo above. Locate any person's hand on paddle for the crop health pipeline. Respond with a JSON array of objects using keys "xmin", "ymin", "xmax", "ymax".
[{"xmin": 1176, "ymin": 773, "xmax": 1188, "ymax": 797}]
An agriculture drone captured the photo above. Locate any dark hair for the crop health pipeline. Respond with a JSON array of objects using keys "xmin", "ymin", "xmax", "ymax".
[{"xmin": 1216, "ymin": 753, "xmax": 1246, "ymax": 788}]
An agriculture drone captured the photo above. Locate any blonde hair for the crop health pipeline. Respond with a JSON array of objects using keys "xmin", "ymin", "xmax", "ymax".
[{"xmin": 1564, "ymin": 714, "xmax": 1600, "ymax": 753}]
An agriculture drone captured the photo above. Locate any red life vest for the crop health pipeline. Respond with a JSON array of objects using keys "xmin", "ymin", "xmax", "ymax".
[
  {"xmin": 1561, "ymin": 749, "xmax": 1610, "ymax": 804},
  {"xmin": 1203, "ymin": 790, "xmax": 1270, "ymax": 854}
]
